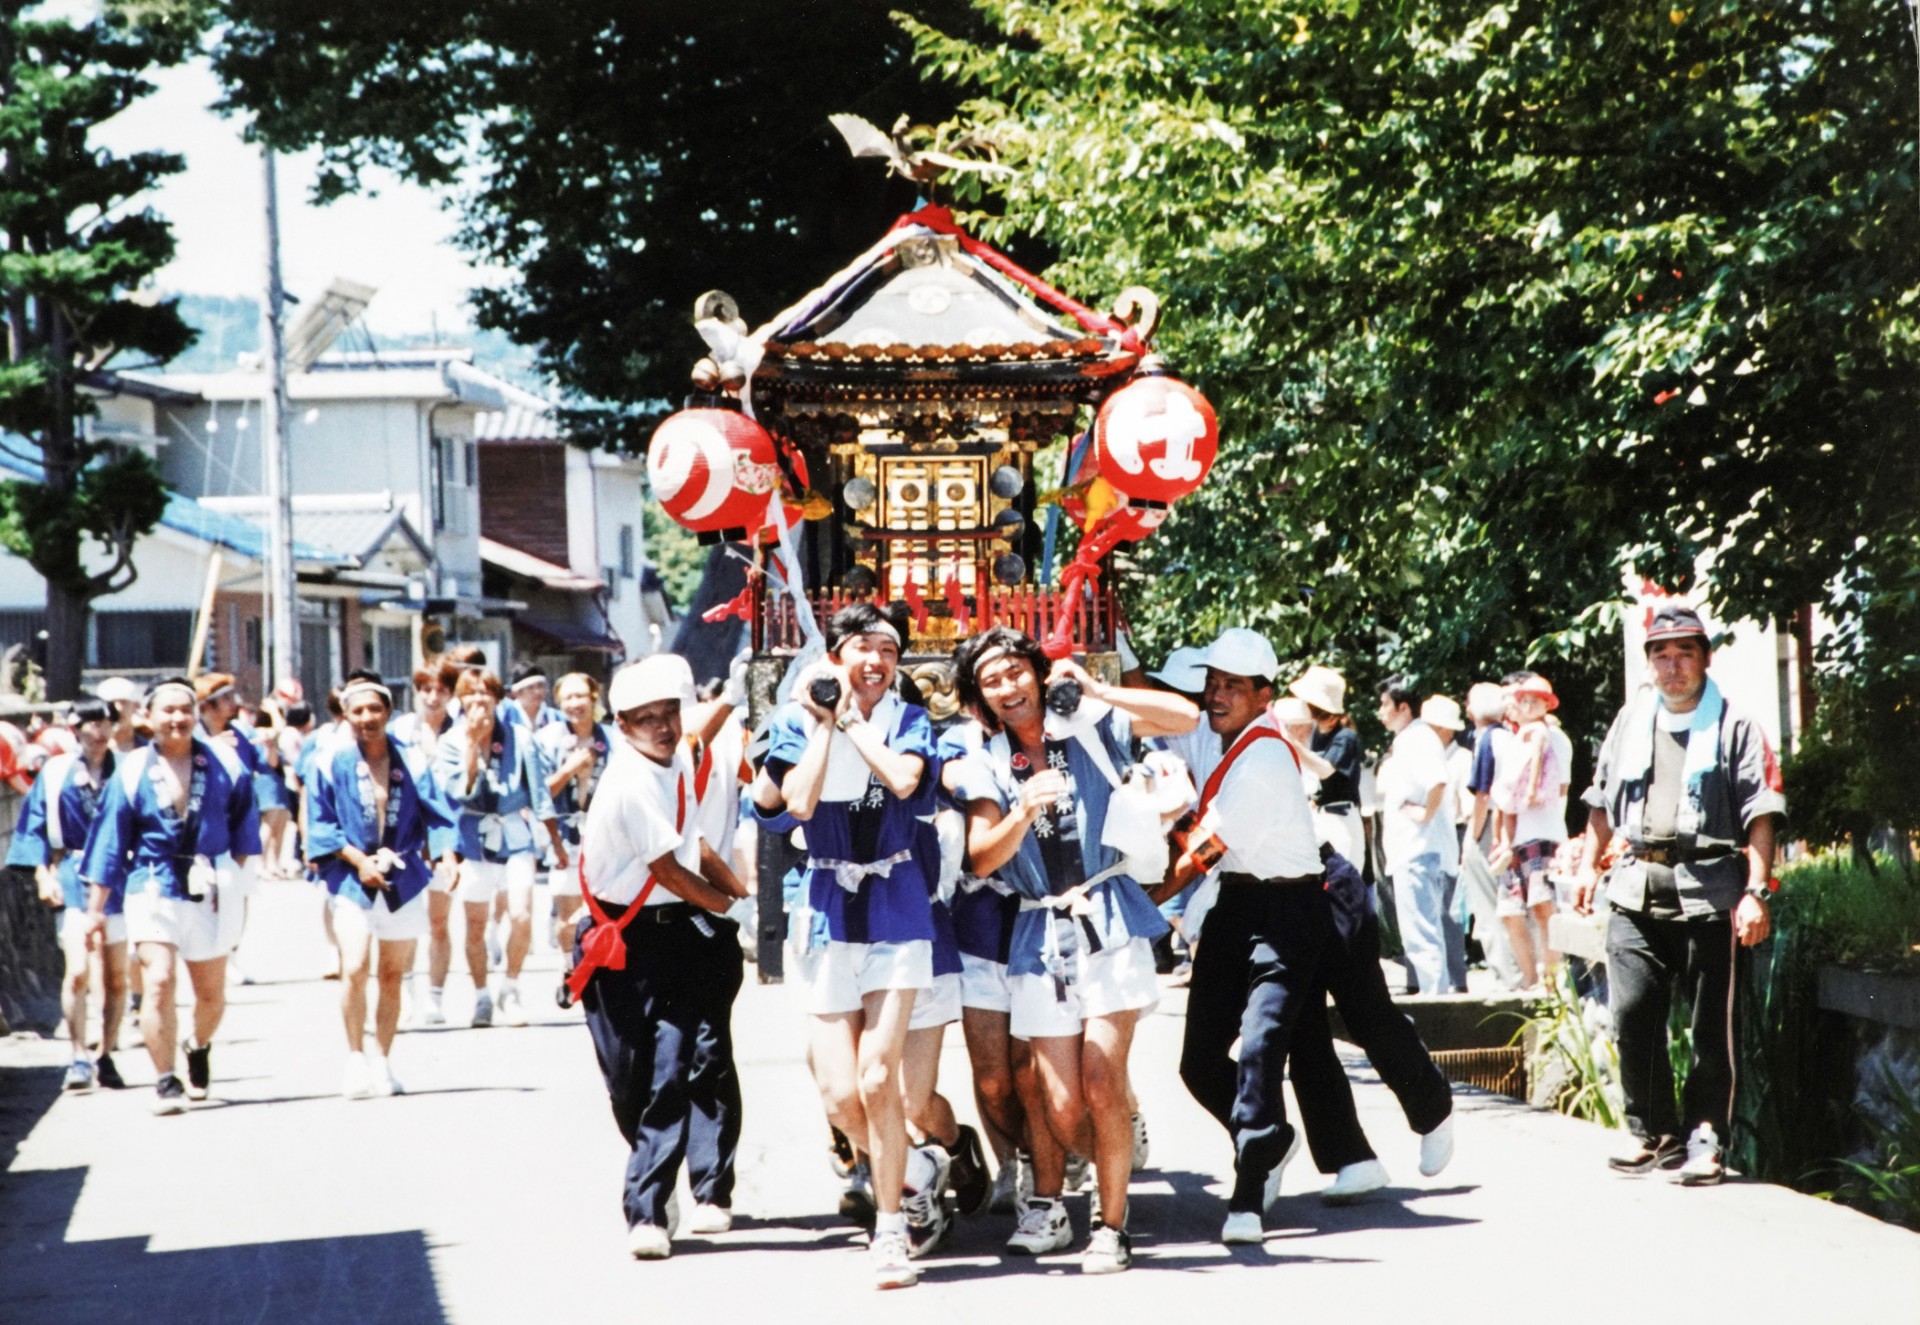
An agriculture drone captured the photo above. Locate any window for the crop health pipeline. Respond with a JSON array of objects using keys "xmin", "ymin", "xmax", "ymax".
[
  {"xmin": 90, "ymin": 611, "xmax": 195, "ymax": 670},
  {"xmin": 430, "ymin": 435, "xmax": 448, "ymax": 528},
  {"xmin": 464, "ymin": 440, "xmax": 478, "ymax": 487},
  {"xmin": 604, "ymin": 566, "xmax": 620, "ymax": 602},
  {"xmin": 618, "ymin": 524, "xmax": 635, "ymax": 579}
]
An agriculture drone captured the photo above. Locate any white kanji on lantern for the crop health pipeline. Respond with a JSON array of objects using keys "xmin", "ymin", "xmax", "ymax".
[{"xmin": 1105, "ymin": 389, "xmax": 1207, "ymax": 481}]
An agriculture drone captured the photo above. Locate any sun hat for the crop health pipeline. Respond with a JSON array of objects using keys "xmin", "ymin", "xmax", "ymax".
[
  {"xmin": 1419, "ymin": 695, "xmax": 1465, "ymax": 732},
  {"xmin": 1288, "ymin": 664, "xmax": 1347, "ymax": 715}
]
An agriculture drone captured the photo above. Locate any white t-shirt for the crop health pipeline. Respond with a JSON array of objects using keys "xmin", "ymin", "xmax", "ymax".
[
  {"xmin": 691, "ymin": 714, "xmax": 748, "ymax": 864},
  {"xmin": 1161, "ymin": 723, "xmax": 1226, "ymax": 799},
  {"xmin": 579, "ymin": 739, "xmax": 699, "ymax": 907},
  {"xmin": 1194, "ymin": 727, "xmax": 1322, "ymax": 881},
  {"xmin": 1379, "ymin": 720, "xmax": 1459, "ymax": 875},
  {"xmin": 1506, "ymin": 724, "xmax": 1574, "ymax": 845}
]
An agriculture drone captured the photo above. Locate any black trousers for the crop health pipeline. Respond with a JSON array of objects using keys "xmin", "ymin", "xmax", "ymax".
[
  {"xmin": 1291, "ymin": 852, "xmax": 1454, "ymax": 1172},
  {"xmin": 576, "ymin": 907, "xmax": 744, "ymax": 1229},
  {"xmin": 1606, "ymin": 903, "xmax": 1738, "ymax": 1145},
  {"xmin": 1180, "ymin": 881, "xmax": 1337, "ymax": 1209}
]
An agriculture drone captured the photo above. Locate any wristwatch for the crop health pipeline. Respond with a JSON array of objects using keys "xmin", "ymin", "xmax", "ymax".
[
  {"xmin": 835, "ymin": 710, "xmax": 865, "ymax": 734},
  {"xmin": 1744, "ymin": 881, "xmax": 1773, "ymax": 903}
]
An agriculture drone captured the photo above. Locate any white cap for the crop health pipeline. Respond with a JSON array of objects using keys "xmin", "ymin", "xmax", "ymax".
[
  {"xmin": 608, "ymin": 654, "xmax": 695, "ymax": 715},
  {"xmin": 1195, "ymin": 627, "xmax": 1279, "ymax": 683},
  {"xmin": 94, "ymin": 676, "xmax": 140, "ymax": 705},
  {"xmin": 1420, "ymin": 695, "xmax": 1464, "ymax": 732},
  {"xmin": 1146, "ymin": 646, "xmax": 1207, "ymax": 694}
]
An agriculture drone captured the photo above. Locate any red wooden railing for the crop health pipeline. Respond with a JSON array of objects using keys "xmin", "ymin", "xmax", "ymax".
[{"xmin": 755, "ymin": 584, "xmax": 1117, "ymax": 655}]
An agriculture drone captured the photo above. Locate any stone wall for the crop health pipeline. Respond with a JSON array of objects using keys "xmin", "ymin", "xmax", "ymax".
[{"xmin": 0, "ymin": 785, "xmax": 61, "ymax": 1034}]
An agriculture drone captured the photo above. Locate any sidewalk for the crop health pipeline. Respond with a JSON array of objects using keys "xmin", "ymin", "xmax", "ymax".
[{"xmin": 0, "ymin": 876, "xmax": 1914, "ymax": 1323}]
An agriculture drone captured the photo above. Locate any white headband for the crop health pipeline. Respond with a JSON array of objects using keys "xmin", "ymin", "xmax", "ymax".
[
  {"xmin": 854, "ymin": 621, "xmax": 902, "ymax": 647},
  {"xmin": 340, "ymin": 680, "xmax": 394, "ymax": 707},
  {"xmin": 509, "ymin": 674, "xmax": 548, "ymax": 693},
  {"xmin": 970, "ymin": 645, "xmax": 1013, "ymax": 674},
  {"xmin": 149, "ymin": 681, "xmax": 196, "ymax": 706},
  {"xmin": 199, "ymin": 683, "xmax": 237, "ymax": 705}
]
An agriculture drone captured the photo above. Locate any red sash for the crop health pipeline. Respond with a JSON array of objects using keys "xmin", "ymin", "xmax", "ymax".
[
  {"xmin": 1194, "ymin": 721, "xmax": 1298, "ymax": 824},
  {"xmin": 566, "ymin": 771, "xmax": 688, "ymax": 1001}
]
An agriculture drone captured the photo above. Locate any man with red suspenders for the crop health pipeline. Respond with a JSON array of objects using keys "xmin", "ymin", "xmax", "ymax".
[
  {"xmin": 572, "ymin": 655, "xmax": 751, "ymax": 1260},
  {"xmin": 1151, "ymin": 630, "xmax": 1366, "ymax": 1242}
]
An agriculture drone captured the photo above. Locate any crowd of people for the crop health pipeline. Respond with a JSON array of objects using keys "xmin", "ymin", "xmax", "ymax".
[{"xmin": 3, "ymin": 597, "xmax": 1783, "ymax": 1288}]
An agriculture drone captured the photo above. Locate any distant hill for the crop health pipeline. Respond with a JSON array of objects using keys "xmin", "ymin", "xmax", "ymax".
[{"xmin": 162, "ymin": 291, "xmax": 547, "ymax": 393}]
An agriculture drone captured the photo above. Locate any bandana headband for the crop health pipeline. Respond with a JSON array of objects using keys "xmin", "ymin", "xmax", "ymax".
[
  {"xmin": 199, "ymin": 684, "xmax": 237, "ymax": 706},
  {"xmin": 341, "ymin": 680, "xmax": 394, "ymax": 707},
  {"xmin": 856, "ymin": 621, "xmax": 902, "ymax": 648},
  {"xmin": 509, "ymin": 675, "xmax": 548, "ymax": 693},
  {"xmin": 970, "ymin": 645, "xmax": 1013, "ymax": 675},
  {"xmin": 149, "ymin": 681, "xmax": 196, "ymax": 706}
]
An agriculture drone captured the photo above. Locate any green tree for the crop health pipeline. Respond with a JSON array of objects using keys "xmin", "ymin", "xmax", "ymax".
[
  {"xmin": 0, "ymin": 4, "xmax": 199, "ymax": 700},
  {"xmin": 211, "ymin": 0, "xmax": 976, "ymax": 452},
  {"xmin": 908, "ymin": 0, "xmax": 1920, "ymax": 743}
]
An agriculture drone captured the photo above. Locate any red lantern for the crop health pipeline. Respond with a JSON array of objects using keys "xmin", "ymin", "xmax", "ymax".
[
  {"xmin": 1091, "ymin": 371, "xmax": 1218, "ymax": 506},
  {"xmin": 647, "ymin": 408, "xmax": 782, "ymax": 537}
]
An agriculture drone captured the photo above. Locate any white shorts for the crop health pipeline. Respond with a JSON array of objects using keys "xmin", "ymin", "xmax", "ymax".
[
  {"xmin": 807, "ymin": 939, "xmax": 933, "ymax": 1017},
  {"xmin": 124, "ymin": 885, "xmax": 240, "ymax": 963},
  {"xmin": 1009, "ymin": 935, "xmax": 1159, "ymax": 1041},
  {"xmin": 548, "ymin": 866, "xmax": 581, "ymax": 897},
  {"xmin": 908, "ymin": 971, "xmax": 962, "ymax": 1031},
  {"xmin": 429, "ymin": 856, "xmax": 460, "ymax": 895},
  {"xmin": 454, "ymin": 854, "xmax": 537, "ymax": 905},
  {"xmin": 60, "ymin": 909, "xmax": 127, "ymax": 947},
  {"xmin": 959, "ymin": 952, "xmax": 1012, "ymax": 1014},
  {"xmin": 332, "ymin": 890, "xmax": 430, "ymax": 943}
]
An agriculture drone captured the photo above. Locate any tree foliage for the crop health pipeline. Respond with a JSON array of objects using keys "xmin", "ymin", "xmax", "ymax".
[
  {"xmin": 0, "ymin": 3, "xmax": 199, "ymax": 698},
  {"xmin": 212, "ymin": 0, "xmax": 978, "ymax": 451},
  {"xmin": 908, "ymin": 0, "xmax": 1920, "ymax": 742}
]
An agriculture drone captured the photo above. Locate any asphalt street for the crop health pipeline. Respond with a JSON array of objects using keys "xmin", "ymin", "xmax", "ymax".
[{"xmin": 1, "ymin": 877, "xmax": 1914, "ymax": 1324}]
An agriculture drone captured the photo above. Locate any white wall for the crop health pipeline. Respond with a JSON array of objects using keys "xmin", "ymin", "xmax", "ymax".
[
  {"xmin": 591, "ymin": 452, "xmax": 651, "ymax": 657},
  {"xmin": 0, "ymin": 525, "xmax": 233, "ymax": 612}
]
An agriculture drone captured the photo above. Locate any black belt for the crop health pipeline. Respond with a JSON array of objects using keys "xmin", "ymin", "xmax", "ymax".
[
  {"xmin": 1219, "ymin": 871, "xmax": 1323, "ymax": 887},
  {"xmin": 1629, "ymin": 842, "xmax": 1736, "ymax": 867},
  {"xmin": 590, "ymin": 898, "xmax": 699, "ymax": 925},
  {"xmin": 1317, "ymin": 802, "xmax": 1355, "ymax": 814}
]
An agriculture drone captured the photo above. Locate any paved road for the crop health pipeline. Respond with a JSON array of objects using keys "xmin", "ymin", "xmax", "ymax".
[{"xmin": 1, "ymin": 878, "xmax": 1915, "ymax": 1323}]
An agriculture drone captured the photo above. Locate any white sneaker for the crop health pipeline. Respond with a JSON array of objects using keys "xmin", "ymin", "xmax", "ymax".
[
  {"xmin": 1321, "ymin": 1158, "xmax": 1389, "ymax": 1205},
  {"xmin": 1005, "ymin": 1197, "xmax": 1071, "ymax": 1255},
  {"xmin": 1063, "ymin": 1151, "xmax": 1090, "ymax": 1194},
  {"xmin": 470, "ymin": 990, "xmax": 493, "ymax": 1028},
  {"xmin": 423, "ymin": 990, "xmax": 447, "ymax": 1027},
  {"xmin": 1419, "ymin": 1115, "xmax": 1455, "ymax": 1177},
  {"xmin": 1221, "ymin": 1210, "xmax": 1264, "ymax": 1244},
  {"xmin": 902, "ymin": 1146, "xmax": 952, "ymax": 1258},
  {"xmin": 1081, "ymin": 1222, "xmax": 1131, "ymax": 1275},
  {"xmin": 988, "ymin": 1157, "xmax": 1020, "ymax": 1214},
  {"xmin": 500, "ymin": 986, "xmax": 529, "ymax": 1027},
  {"xmin": 688, "ymin": 1202, "xmax": 732, "ymax": 1234},
  {"xmin": 342, "ymin": 1053, "xmax": 374, "ymax": 1100},
  {"xmin": 1131, "ymin": 1111, "xmax": 1151, "ymax": 1173},
  {"xmin": 626, "ymin": 1223, "xmax": 671, "ymax": 1259},
  {"xmin": 1677, "ymin": 1123, "xmax": 1724, "ymax": 1186},
  {"xmin": 1265, "ymin": 1130, "xmax": 1304, "ymax": 1211},
  {"xmin": 870, "ymin": 1228, "xmax": 917, "ymax": 1289},
  {"xmin": 370, "ymin": 1058, "xmax": 402, "ymax": 1097}
]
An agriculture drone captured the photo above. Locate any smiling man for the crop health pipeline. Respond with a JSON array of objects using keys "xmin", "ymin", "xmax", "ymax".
[
  {"xmin": 1574, "ymin": 603, "xmax": 1785, "ymax": 1185},
  {"xmin": 80, "ymin": 677, "xmax": 260, "ymax": 1114},
  {"xmin": 574, "ymin": 654, "xmax": 749, "ymax": 1261}
]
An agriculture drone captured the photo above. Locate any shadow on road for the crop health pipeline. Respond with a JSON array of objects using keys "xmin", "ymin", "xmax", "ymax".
[{"xmin": 0, "ymin": 1167, "xmax": 449, "ymax": 1325}]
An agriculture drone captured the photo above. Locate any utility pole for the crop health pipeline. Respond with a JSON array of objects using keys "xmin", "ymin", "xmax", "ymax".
[{"xmin": 261, "ymin": 149, "xmax": 298, "ymax": 693}]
